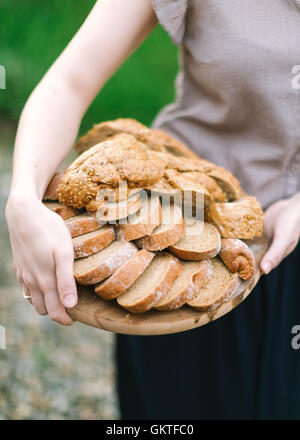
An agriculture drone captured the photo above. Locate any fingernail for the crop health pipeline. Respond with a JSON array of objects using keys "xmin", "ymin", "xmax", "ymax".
[
  {"xmin": 63, "ymin": 294, "xmax": 77, "ymax": 308},
  {"xmin": 262, "ymin": 261, "xmax": 272, "ymax": 274}
]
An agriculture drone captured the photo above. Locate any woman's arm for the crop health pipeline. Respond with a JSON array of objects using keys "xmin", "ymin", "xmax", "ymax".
[
  {"xmin": 6, "ymin": 0, "xmax": 157, "ymax": 325},
  {"xmin": 260, "ymin": 191, "xmax": 300, "ymax": 274}
]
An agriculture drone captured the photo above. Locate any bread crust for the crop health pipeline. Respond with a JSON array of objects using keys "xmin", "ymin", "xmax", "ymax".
[
  {"xmin": 43, "ymin": 201, "xmax": 80, "ymax": 220},
  {"xmin": 117, "ymin": 196, "xmax": 162, "ymax": 241},
  {"xmin": 94, "ymin": 249, "xmax": 155, "ymax": 299},
  {"xmin": 74, "ymin": 241, "xmax": 138, "ymax": 285},
  {"xmin": 207, "ymin": 196, "xmax": 264, "ymax": 239},
  {"xmin": 219, "ymin": 238, "xmax": 255, "ymax": 280},
  {"xmin": 155, "ymin": 259, "xmax": 213, "ymax": 311},
  {"xmin": 65, "ymin": 213, "xmax": 101, "ymax": 238},
  {"xmin": 58, "ymin": 133, "xmax": 164, "ymax": 210},
  {"xmin": 73, "ymin": 226, "xmax": 115, "ymax": 259},
  {"xmin": 43, "ymin": 172, "xmax": 64, "ymax": 201},
  {"xmin": 117, "ymin": 253, "xmax": 183, "ymax": 313}
]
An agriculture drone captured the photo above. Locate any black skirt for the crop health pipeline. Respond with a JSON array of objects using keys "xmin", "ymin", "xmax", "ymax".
[{"xmin": 115, "ymin": 242, "xmax": 300, "ymax": 420}]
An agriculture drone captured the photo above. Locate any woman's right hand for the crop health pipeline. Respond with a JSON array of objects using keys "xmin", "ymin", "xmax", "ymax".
[{"xmin": 5, "ymin": 195, "xmax": 78, "ymax": 326}]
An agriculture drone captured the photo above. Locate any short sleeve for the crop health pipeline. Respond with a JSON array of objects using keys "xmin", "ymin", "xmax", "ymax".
[{"xmin": 152, "ymin": 0, "xmax": 189, "ymax": 46}]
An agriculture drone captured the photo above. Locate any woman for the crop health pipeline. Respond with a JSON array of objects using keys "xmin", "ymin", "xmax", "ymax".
[{"xmin": 6, "ymin": 0, "xmax": 300, "ymax": 419}]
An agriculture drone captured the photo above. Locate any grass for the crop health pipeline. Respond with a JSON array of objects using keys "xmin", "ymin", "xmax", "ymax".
[{"xmin": 0, "ymin": 0, "xmax": 178, "ymax": 136}]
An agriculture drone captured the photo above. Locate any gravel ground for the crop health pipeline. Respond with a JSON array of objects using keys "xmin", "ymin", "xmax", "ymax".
[{"xmin": 0, "ymin": 127, "xmax": 119, "ymax": 420}]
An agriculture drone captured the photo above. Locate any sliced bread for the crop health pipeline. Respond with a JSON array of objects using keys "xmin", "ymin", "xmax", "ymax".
[
  {"xmin": 65, "ymin": 213, "xmax": 102, "ymax": 238},
  {"xmin": 117, "ymin": 252, "xmax": 182, "ymax": 313},
  {"xmin": 96, "ymin": 193, "xmax": 141, "ymax": 223},
  {"xmin": 168, "ymin": 220, "xmax": 221, "ymax": 260},
  {"xmin": 43, "ymin": 201, "xmax": 80, "ymax": 220},
  {"xmin": 136, "ymin": 203, "xmax": 184, "ymax": 251},
  {"xmin": 43, "ymin": 172, "xmax": 64, "ymax": 201},
  {"xmin": 219, "ymin": 238, "xmax": 255, "ymax": 280},
  {"xmin": 74, "ymin": 240, "xmax": 138, "ymax": 285},
  {"xmin": 94, "ymin": 249, "xmax": 155, "ymax": 299},
  {"xmin": 116, "ymin": 195, "xmax": 162, "ymax": 241},
  {"xmin": 72, "ymin": 226, "xmax": 115, "ymax": 259},
  {"xmin": 154, "ymin": 260, "xmax": 213, "ymax": 311},
  {"xmin": 187, "ymin": 258, "xmax": 240, "ymax": 311}
]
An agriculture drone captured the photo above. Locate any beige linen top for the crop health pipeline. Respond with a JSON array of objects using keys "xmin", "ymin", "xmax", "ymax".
[{"xmin": 151, "ymin": 0, "xmax": 300, "ymax": 208}]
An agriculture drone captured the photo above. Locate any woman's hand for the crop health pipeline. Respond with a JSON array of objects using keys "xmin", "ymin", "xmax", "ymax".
[
  {"xmin": 260, "ymin": 192, "xmax": 300, "ymax": 274},
  {"xmin": 6, "ymin": 195, "xmax": 78, "ymax": 325}
]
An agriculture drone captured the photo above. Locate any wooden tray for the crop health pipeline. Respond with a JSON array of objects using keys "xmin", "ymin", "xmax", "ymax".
[{"xmin": 68, "ymin": 234, "xmax": 268, "ymax": 335}]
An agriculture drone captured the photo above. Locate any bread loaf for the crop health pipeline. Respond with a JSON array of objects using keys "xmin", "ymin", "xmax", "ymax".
[{"xmin": 206, "ymin": 196, "xmax": 264, "ymax": 239}]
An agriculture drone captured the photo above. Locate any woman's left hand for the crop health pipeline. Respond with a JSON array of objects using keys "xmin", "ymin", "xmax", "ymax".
[{"xmin": 260, "ymin": 192, "xmax": 300, "ymax": 274}]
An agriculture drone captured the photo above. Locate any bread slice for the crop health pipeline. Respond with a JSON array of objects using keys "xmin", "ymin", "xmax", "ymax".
[
  {"xmin": 43, "ymin": 201, "xmax": 80, "ymax": 220},
  {"xmin": 65, "ymin": 213, "xmax": 102, "ymax": 238},
  {"xmin": 43, "ymin": 172, "xmax": 64, "ymax": 201},
  {"xmin": 96, "ymin": 193, "xmax": 142, "ymax": 223},
  {"xmin": 94, "ymin": 249, "xmax": 154, "ymax": 299},
  {"xmin": 72, "ymin": 226, "xmax": 115, "ymax": 259},
  {"xmin": 74, "ymin": 240, "xmax": 138, "ymax": 285},
  {"xmin": 219, "ymin": 238, "xmax": 255, "ymax": 280},
  {"xmin": 168, "ymin": 220, "xmax": 221, "ymax": 260},
  {"xmin": 116, "ymin": 195, "xmax": 162, "ymax": 241},
  {"xmin": 117, "ymin": 252, "xmax": 182, "ymax": 313},
  {"xmin": 136, "ymin": 203, "xmax": 184, "ymax": 251},
  {"xmin": 187, "ymin": 258, "xmax": 241, "ymax": 311},
  {"xmin": 154, "ymin": 260, "xmax": 213, "ymax": 311},
  {"xmin": 206, "ymin": 196, "xmax": 264, "ymax": 239}
]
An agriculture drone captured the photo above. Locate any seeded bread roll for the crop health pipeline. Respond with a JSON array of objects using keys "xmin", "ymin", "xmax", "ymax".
[
  {"xmin": 219, "ymin": 238, "xmax": 255, "ymax": 280},
  {"xmin": 117, "ymin": 252, "xmax": 182, "ymax": 313},
  {"xmin": 154, "ymin": 260, "xmax": 213, "ymax": 311},
  {"xmin": 187, "ymin": 258, "xmax": 241, "ymax": 311},
  {"xmin": 72, "ymin": 226, "xmax": 115, "ymax": 259},
  {"xmin": 168, "ymin": 220, "xmax": 221, "ymax": 260},
  {"xmin": 206, "ymin": 196, "xmax": 264, "ymax": 239},
  {"xmin": 43, "ymin": 201, "xmax": 80, "ymax": 220},
  {"xmin": 74, "ymin": 240, "xmax": 138, "ymax": 285},
  {"xmin": 94, "ymin": 249, "xmax": 155, "ymax": 299},
  {"xmin": 57, "ymin": 133, "xmax": 164, "ymax": 210}
]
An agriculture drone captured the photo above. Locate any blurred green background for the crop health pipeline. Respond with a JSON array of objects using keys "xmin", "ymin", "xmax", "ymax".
[
  {"xmin": 0, "ymin": 0, "xmax": 178, "ymax": 136},
  {"xmin": 0, "ymin": 0, "xmax": 178, "ymax": 420}
]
